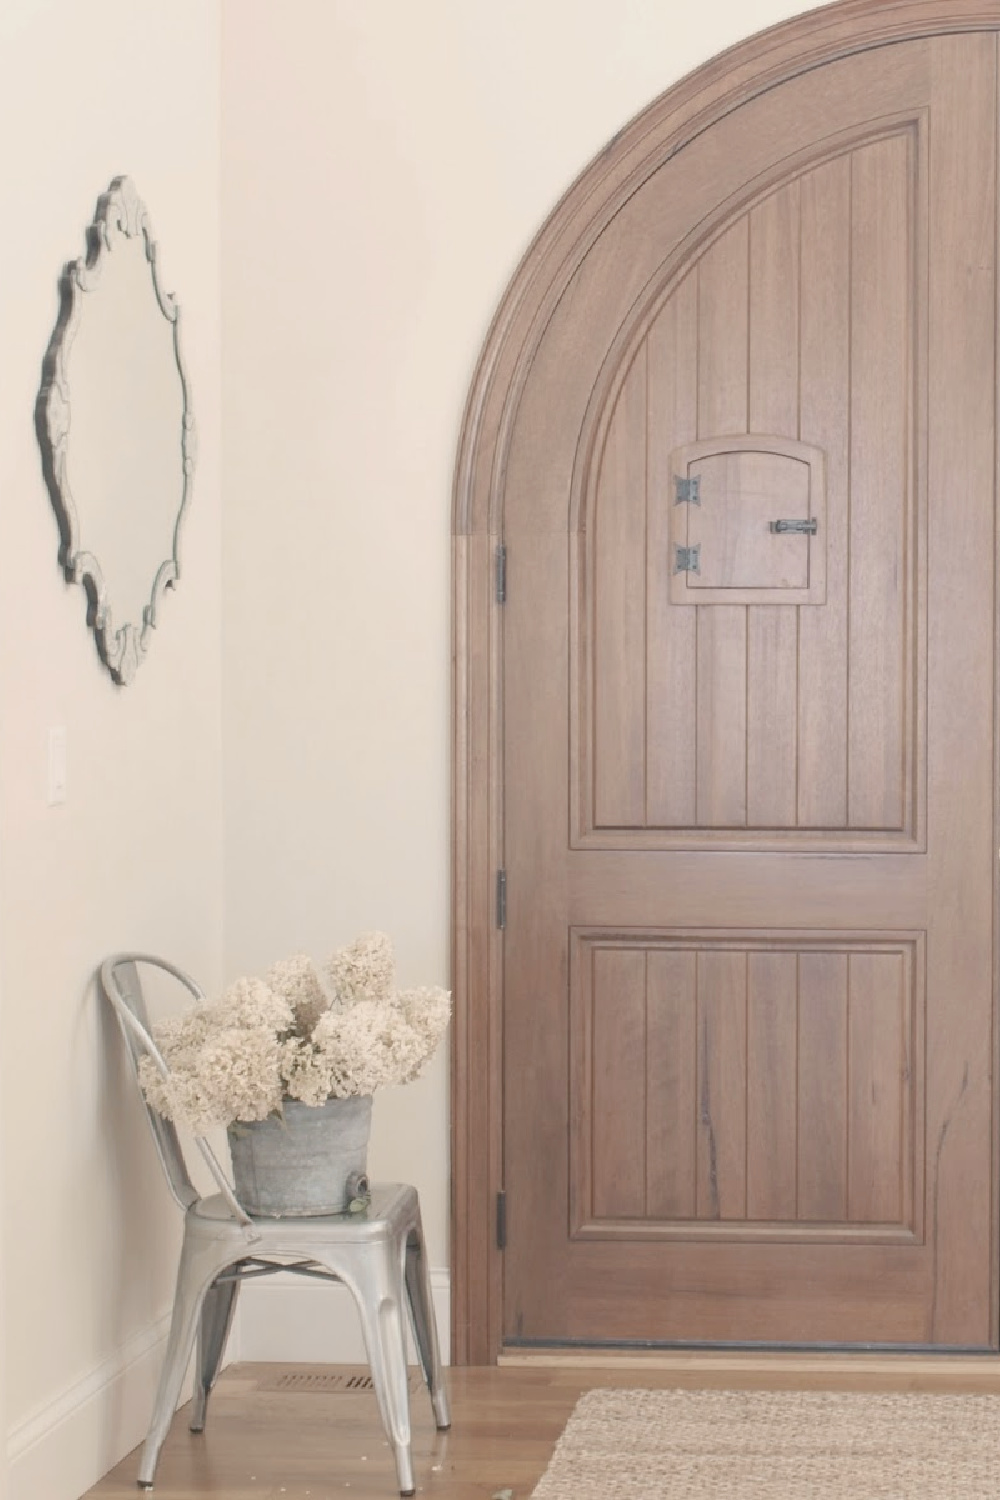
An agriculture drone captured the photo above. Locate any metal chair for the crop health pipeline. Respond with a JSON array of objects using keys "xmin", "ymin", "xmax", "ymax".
[{"xmin": 100, "ymin": 952, "xmax": 450, "ymax": 1495}]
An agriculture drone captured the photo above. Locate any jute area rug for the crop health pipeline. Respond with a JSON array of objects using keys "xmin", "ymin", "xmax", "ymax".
[{"xmin": 529, "ymin": 1387, "xmax": 1000, "ymax": 1498}]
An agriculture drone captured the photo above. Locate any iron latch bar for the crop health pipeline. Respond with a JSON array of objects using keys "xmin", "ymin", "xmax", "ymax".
[{"xmin": 769, "ymin": 518, "xmax": 818, "ymax": 535}]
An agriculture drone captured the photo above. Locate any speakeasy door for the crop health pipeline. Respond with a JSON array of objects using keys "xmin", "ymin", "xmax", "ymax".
[{"xmin": 480, "ymin": 28, "xmax": 1000, "ymax": 1349}]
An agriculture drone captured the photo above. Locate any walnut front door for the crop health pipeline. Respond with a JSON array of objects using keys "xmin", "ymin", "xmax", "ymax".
[{"xmin": 499, "ymin": 32, "xmax": 999, "ymax": 1347}]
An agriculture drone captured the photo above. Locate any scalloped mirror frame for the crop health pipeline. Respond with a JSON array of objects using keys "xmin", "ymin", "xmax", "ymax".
[{"xmin": 35, "ymin": 175, "xmax": 196, "ymax": 685}]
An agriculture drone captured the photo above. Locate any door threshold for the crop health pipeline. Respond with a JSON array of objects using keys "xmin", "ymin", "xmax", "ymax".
[{"xmin": 498, "ymin": 1347, "xmax": 1000, "ymax": 1378}]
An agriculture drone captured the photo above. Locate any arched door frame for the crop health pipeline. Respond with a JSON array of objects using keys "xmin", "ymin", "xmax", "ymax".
[{"xmin": 450, "ymin": 0, "xmax": 1000, "ymax": 1365}]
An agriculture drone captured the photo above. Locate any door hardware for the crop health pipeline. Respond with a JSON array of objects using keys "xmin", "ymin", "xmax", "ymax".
[
  {"xmin": 495, "ymin": 543, "xmax": 507, "ymax": 603},
  {"xmin": 769, "ymin": 518, "xmax": 818, "ymax": 535}
]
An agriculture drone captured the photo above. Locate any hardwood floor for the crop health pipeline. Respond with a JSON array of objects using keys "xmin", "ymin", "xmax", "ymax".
[{"xmin": 84, "ymin": 1356, "xmax": 1000, "ymax": 1499}]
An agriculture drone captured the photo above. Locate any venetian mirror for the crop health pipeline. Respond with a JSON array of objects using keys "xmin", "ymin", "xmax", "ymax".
[{"xmin": 36, "ymin": 176, "xmax": 195, "ymax": 684}]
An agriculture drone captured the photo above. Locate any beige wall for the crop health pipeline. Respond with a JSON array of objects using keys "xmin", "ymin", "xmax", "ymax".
[
  {"xmin": 0, "ymin": 0, "xmax": 222, "ymax": 1490},
  {"xmin": 220, "ymin": 0, "xmax": 811, "ymax": 1272}
]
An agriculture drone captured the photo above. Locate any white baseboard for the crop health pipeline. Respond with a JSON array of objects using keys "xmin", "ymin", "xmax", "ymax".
[
  {"xmin": 6, "ymin": 1311, "xmax": 219, "ymax": 1500},
  {"xmin": 5, "ymin": 1312, "xmax": 179, "ymax": 1500},
  {"xmin": 237, "ymin": 1267, "xmax": 451, "ymax": 1366},
  {"xmin": 3, "ymin": 1272, "xmax": 449, "ymax": 1500}
]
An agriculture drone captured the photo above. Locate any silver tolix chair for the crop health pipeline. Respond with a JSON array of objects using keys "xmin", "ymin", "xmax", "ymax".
[{"xmin": 100, "ymin": 953, "xmax": 450, "ymax": 1495}]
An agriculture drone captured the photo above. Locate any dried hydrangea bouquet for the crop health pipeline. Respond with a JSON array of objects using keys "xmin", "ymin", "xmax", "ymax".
[{"xmin": 139, "ymin": 932, "xmax": 451, "ymax": 1216}]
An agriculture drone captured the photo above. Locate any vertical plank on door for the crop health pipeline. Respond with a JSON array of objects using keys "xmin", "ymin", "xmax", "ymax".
[
  {"xmin": 698, "ymin": 216, "xmax": 750, "ymax": 437},
  {"xmin": 749, "ymin": 181, "xmax": 801, "ymax": 435},
  {"xmin": 697, "ymin": 608, "xmax": 748, "ymax": 826},
  {"xmin": 797, "ymin": 951, "xmax": 849, "ymax": 1221},
  {"xmin": 646, "ymin": 949, "xmax": 697, "ymax": 1218},
  {"xmin": 746, "ymin": 952, "xmax": 798, "ymax": 1219},
  {"xmin": 847, "ymin": 952, "xmax": 905, "ymax": 1223},
  {"xmin": 591, "ymin": 948, "xmax": 647, "ymax": 1218},
  {"xmin": 696, "ymin": 217, "xmax": 749, "ymax": 828},
  {"xmin": 747, "ymin": 610, "xmax": 798, "ymax": 828},
  {"xmin": 594, "ymin": 352, "xmax": 648, "ymax": 827},
  {"xmin": 798, "ymin": 156, "xmax": 851, "ymax": 828},
  {"xmin": 848, "ymin": 137, "xmax": 909, "ymax": 830},
  {"xmin": 647, "ymin": 278, "xmax": 698, "ymax": 826},
  {"xmin": 747, "ymin": 184, "xmax": 800, "ymax": 827},
  {"xmin": 696, "ymin": 950, "xmax": 748, "ymax": 1219}
]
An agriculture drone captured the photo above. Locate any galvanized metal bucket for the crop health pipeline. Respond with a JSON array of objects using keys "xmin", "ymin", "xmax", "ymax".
[{"xmin": 227, "ymin": 1095, "xmax": 372, "ymax": 1217}]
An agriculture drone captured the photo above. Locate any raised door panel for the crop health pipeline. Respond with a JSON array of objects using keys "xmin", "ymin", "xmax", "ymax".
[
  {"xmin": 583, "ymin": 128, "xmax": 922, "ymax": 848},
  {"xmin": 570, "ymin": 932, "xmax": 922, "ymax": 1244}
]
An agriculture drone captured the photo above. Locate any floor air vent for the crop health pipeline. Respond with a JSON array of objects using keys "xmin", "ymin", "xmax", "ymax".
[{"xmin": 256, "ymin": 1369, "xmax": 425, "ymax": 1394}]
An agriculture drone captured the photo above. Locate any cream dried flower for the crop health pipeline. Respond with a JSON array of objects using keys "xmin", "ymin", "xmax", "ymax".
[
  {"xmin": 311, "ymin": 987, "xmax": 450, "ymax": 1097},
  {"xmin": 267, "ymin": 954, "xmax": 330, "ymax": 1037},
  {"xmin": 395, "ymin": 986, "xmax": 451, "ymax": 1052},
  {"xmin": 138, "ymin": 1009, "xmax": 216, "ymax": 1127},
  {"xmin": 280, "ymin": 1037, "xmax": 335, "ymax": 1106},
  {"xmin": 145, "ymin": 1006, "xmax": 213, "ymax": 1058},
  {"xmin": 194, "ymin": 1027, "xmax": 284, "ymax": 1123},
  {"xmin": 313, "ymin": 999, "xmax": 401, "ymax": 1096},
  {"xmin": 138, "ymin": 1053, "xmax": 220, "ymax": 1134},
  {"xmin": 325, "ymin": 931, "xmax": 395, "ymax": 1007},
  {"xmin": 214, "ymin": 976, "xmax": 293, "ymax": 1034},
  {"xmin": 140, "ymin": 1022, "xmax": 284, "ymax": 1129}
]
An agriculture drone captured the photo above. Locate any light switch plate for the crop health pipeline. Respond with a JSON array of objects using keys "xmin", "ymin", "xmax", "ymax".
[{"xmin": 47, "ymin": 726, "xmax": 67, "ymax": 806}]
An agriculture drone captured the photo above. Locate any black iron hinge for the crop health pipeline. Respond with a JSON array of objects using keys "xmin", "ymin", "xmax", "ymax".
[
  {"xmin": 495, "ymin": 543, "xmax": 507, "ymax": 603},
  {"xmin": 674, "ymin": 543, "xmax": 701, "ymax": 575},
  {"xmin": 496, "ymin": 1189, "xmax": 507, "ymax": 1250}
]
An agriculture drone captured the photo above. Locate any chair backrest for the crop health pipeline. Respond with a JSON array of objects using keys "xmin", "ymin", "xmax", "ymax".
[{"xmin": 100, "ymin": 953, "xmax": 253, "ymax": 1228}]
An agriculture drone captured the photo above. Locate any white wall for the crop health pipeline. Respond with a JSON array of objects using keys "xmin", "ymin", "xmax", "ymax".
[
  {"xmin": 220, "ymin": 0, "xmax": 814, "ymax": 1282},
  {"xmin": 0, "ymin": 3, "xmax": 223, "ymax": 1495}
]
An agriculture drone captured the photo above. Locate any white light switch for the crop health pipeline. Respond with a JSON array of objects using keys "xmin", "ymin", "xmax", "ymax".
[{"xmin": 47, "ymin": 726, "xmax": 67, "ymax": 806}]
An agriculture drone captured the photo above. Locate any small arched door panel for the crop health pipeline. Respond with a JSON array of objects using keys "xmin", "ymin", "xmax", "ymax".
[{"xmin": 667, "ymin": 435, "xmax": 826, "ymax": 604}]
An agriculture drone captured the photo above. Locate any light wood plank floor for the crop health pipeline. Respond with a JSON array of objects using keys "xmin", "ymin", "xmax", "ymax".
[{"xmin": 84, "ymin": 1356, "xmax": 1000, "ymax": 1500}]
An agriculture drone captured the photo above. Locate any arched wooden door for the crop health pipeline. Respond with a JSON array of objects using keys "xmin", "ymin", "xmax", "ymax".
[{"xmin": 453, "ymin": 2, "xmax": 1000, "ymax": 1360}]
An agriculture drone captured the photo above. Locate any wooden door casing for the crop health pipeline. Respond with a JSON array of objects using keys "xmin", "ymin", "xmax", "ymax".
[{"xmin": 452, "ymin": 1, "xmax": 1000, "ymax": 1366}]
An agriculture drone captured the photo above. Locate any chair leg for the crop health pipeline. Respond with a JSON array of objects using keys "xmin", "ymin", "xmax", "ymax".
[
  {"xmin": 329, "ymin": 1238, "xmax": 416, "ymax": 1497},
  {"xmin": 404, "ymin": 1219, "xmax": 450, "ymax": 1430},
  {"xmin": 189, "ymin": 1274, "xmax": 241, "ymax": 1433},
  {"xmin": 138, "ymin": 1235, "xmax": 230, "ymax": 1489}
]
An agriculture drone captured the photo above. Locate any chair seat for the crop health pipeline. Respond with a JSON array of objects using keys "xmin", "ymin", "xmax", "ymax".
[{"xmin": 192, "ymin": 1181, "xmax": 415, "ymax": 1238}]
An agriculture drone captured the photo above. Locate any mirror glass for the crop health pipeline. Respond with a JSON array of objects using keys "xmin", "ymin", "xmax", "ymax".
[{"xmin": 36, "ymin": 177, "xmax": 195, "ymax": 684}]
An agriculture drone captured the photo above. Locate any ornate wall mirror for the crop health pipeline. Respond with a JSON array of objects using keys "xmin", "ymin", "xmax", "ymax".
[{"xmin": 36, "ymin": 176, "xmax": 195, "ymax": 684}]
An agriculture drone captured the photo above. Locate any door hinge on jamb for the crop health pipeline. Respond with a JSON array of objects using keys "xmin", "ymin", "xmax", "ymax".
[
  {"xmin": 496, "ymin": 869, "xmax": 506, "ymax": 929},
  {"xmin": 496, "ymin": 1189, "xmax": 507, "ymax": 1250},
  {"xmin": 495, "ymin": 543, "xmax": 507, "ymax": 603}
]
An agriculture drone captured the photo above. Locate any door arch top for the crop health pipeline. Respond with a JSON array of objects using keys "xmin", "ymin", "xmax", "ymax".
[{"xmin": 452, "ymin": 0, "xmax": 1000, "ymax": 540}]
